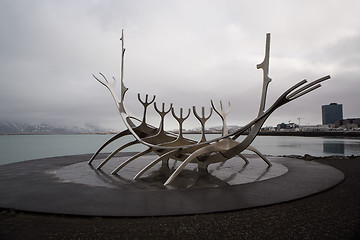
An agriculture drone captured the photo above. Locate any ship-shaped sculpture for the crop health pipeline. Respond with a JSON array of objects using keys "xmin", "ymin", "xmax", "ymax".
[{"xmin": 88, "ymin": 30, "xmax": 330, "ymax": 185}]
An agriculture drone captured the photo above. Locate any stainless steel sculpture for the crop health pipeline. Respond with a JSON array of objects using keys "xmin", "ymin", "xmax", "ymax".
[{"xmin": 88, "ymin": 30, "xmax": 330, "ymax": 185}]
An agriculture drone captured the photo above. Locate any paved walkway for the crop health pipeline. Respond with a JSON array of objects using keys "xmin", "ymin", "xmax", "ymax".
[{"xmin": 1, "ymin": 156, "xmax": 359, "ymax": 239}]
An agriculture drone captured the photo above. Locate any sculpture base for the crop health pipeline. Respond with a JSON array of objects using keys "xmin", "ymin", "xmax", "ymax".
[{"xmin": 0, "ymin": 153, "xmax": 344, "ymax": 217}]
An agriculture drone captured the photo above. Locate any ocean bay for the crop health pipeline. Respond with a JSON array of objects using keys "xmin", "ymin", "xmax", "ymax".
[{"xmin": 0, "ymin": 134, "xmax": 359, "ymax": 165}]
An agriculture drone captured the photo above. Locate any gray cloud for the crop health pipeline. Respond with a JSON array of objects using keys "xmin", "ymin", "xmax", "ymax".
[{"xmin": 1, "ymin": 0, "xmax": 359, "ymax": 131}]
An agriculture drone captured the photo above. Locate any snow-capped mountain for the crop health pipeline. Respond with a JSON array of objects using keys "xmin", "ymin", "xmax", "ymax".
[{"xmin": 0, "ymin": 122, "xmax": 114, "ymax": 134}]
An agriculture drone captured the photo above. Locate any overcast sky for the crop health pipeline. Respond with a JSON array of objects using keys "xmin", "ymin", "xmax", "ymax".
[{"xmin": 1, "ymin": 0, "xmax": 359, "ymax": 131}]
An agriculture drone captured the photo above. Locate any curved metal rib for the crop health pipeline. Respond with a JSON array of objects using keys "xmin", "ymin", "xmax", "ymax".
[
  {"xmin": 246, "ymin": 146, "xmax": 271, "ymax": 166},
  {"xmin": 89, "ymin": 92, "xmax": 158, "ymax": 166},
  {"xmin": 165, "ymin": 138, "xmax": 240, "ymax": 185},
  {"xmin": 112, "ymin": 147, "xmax": 153, "ymax": 174},
  {"xmin": 133, "ymin": 149, "xmax": 179, "ymax": 179},
  {"xmin": 96, "ymin": 140, "xmax": 139, "ymax": 170},
  {"xmin": 287, "ymin": 76, "xmax": 329, "ymax": 100},
  {"xmin": 88, "ymin": 129, "xmax": 130, "ymax": 165},
  {"xmin": 164, "ymin": 143, "xmax": 222, "ymax": 185},
  {"xmin": 238, "ymin": 153, "xmax": 249, "ymax": 164}
]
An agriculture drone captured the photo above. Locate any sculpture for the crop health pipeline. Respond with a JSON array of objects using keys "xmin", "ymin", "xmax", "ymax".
[{"xmin": 88, "ymin": 30, "xmax": 330, "ymax": 186}]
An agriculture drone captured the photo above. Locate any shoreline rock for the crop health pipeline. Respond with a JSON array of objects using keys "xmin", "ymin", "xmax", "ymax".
[{"xmin": 282, "ymin": 154, "xmax": 360, "ymax": 161}]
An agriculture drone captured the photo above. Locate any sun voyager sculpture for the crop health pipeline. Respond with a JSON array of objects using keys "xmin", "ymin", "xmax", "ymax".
[{"xmin": 88, "ymin": 30, "xmax": 330, "ymax": 186}]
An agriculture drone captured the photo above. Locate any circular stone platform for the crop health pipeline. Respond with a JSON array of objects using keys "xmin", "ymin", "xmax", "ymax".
[{"xmin": 0, "ymin": 153, "xmax": 344, "ymax": 217}]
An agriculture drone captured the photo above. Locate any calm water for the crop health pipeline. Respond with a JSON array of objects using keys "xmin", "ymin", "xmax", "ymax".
[{"xmin": 0, "ymin": 134, "xmax": 359, "ymax": 165}]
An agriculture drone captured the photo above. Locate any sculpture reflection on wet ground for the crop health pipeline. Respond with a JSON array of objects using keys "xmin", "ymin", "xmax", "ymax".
[
  {"xmin": 88, "ymin": 30, "xmax": 331, "ymax": 186},
  {"xmin": 64, "ymin": 155, "xmax": 288, "ymax": 190}
]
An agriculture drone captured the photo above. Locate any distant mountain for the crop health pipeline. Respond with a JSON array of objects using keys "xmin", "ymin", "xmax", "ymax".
[
  {"xmin": 0, "ymin": 122, "xmax": 115, "ymax": 134},
  {"xmin": 172, "ymin": 125, "xmax": 248, "ymax": 134}
]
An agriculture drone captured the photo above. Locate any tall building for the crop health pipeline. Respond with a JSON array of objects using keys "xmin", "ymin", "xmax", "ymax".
[{"xmin": 322, "ymin": 103, "xmax": 343, "ymax": 125}]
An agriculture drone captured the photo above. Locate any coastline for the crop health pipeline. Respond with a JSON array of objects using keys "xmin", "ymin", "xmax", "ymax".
[
  {"xmin": 199, "ymin": 131, "xmax": 360, "ymax": 138},
  {"xmin": 1, "ymin": 131, "xmax": 360, "ymax": 138},
  {"xmin": 255, "ymin": 131, "xmax": 360, "ymax": 138}
]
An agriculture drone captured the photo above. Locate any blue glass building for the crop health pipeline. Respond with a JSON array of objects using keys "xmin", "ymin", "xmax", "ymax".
[{"xmin": 322, "ymin": 103, "xmax": 343, "ymax": 125}]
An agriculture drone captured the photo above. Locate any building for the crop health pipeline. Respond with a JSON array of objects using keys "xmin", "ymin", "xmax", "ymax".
[
  {"xmin": 334, "ymin": 118, "xmax": 360, "ymax": 129},
  {"xmin": 322, "ymin": 103, "xmax": 343, "ymax": 125},
  {"xmin": 277, "ymin": 122, "xmax": 298, "ymax": 131}
]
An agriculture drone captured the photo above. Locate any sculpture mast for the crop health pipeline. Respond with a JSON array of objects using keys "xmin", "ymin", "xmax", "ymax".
[
  {"xmin": 120, "ymin": 29, "xmax": 129, "ymax": 104},
  {"xmin": 256, "ymin": 33, "xmax": 272, "ymax": 116}
]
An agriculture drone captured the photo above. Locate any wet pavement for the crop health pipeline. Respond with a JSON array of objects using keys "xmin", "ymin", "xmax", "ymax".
[
  {"xmin": 0, "ymin": 156, "xmax": 359, "ymax": 239},
  {"xmin": 0, "ymin": 153, "xmax": 344, "ymax": 217}
]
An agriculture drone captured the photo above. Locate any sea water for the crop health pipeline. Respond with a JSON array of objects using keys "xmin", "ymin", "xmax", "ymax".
[{"xmin": 0, "ymin": 134, "xmax": 359, "ymax": 165}]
